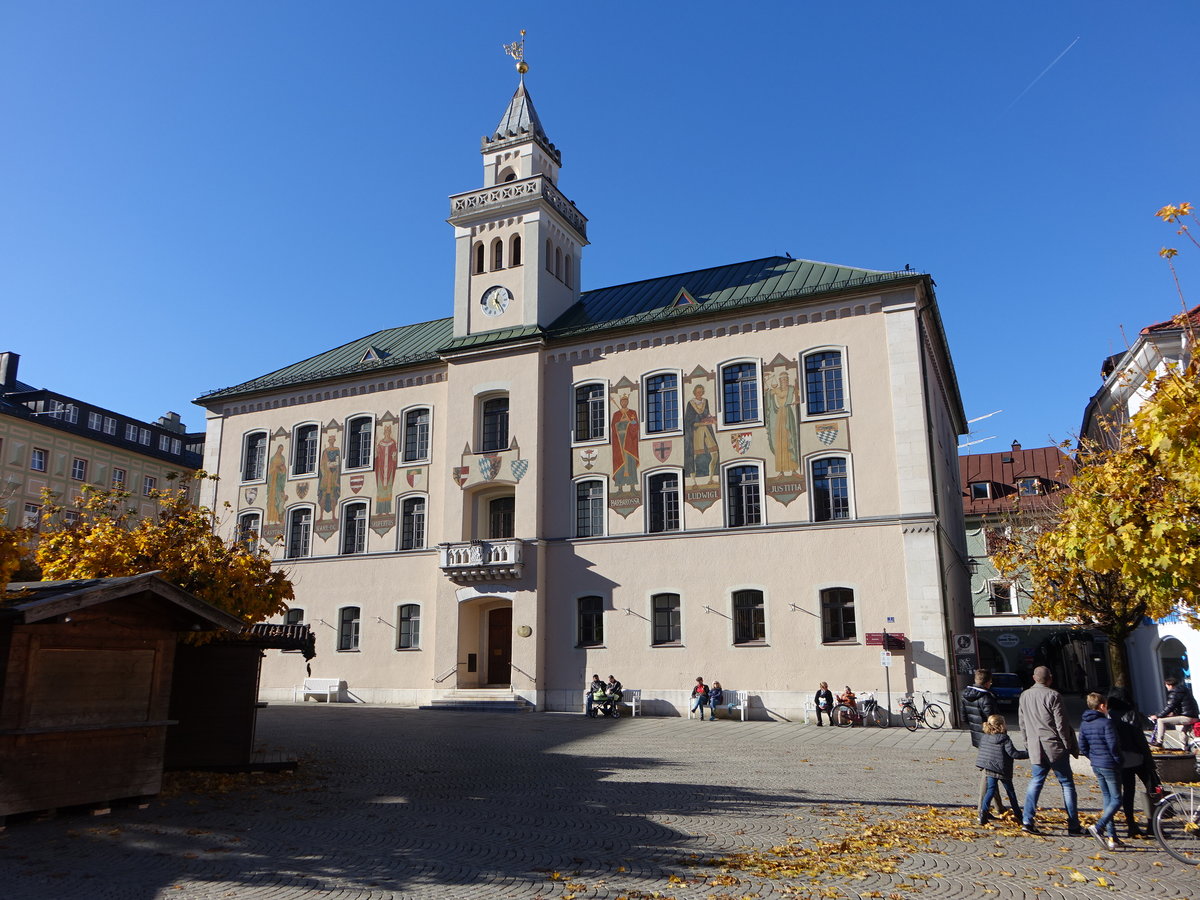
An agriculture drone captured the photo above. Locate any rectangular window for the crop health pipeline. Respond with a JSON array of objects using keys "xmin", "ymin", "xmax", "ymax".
[
  {"xmin": 1017, "ymin": 477, "xmax": 1041, "ymax": 496},
  {"xmin": 143, "ymin": 475, "xmax": 157, "ymax": 495},
  {"xmin": 575, "ymin": 479, "xmax": 605, "ymax": 537},
  {"xmin": 171, "ymin": 438, "xmax": 181, "ymax": 455},
  {"xmin": 577, "ymin": 595, "xmax": 604, "ymax": 646},
  {"xmin": 481, "ymin": 397, "xmax": 509, "ymax": 452},
  {"xmin": 341, "ymin": 502, "xmax": 368, "ymax": 555},
  {"xmin": 71, "ymin": 457, "xmax": 87, "ymax": 481},
  {"xmin": 574, "ymin": 384, "xmax": 606, "ymax": 442},
  {"xmin": 733, "ymin": 589, "xmax": 766, "ymax": 644},
  {"xmin": 400, "ymin": 496, "xmax": 426, "ymax": 549},
  {"xmin": 243, "ymin": 432, "xmax": 267, "ymax": 481},
  {"xmin": 286, "ymin": 507, "xmax": 312, "ymax": 559},
  {"xmin": 988, "ymin": 580, "xmax": 1016, "ymax": 614},
  {"xmin": 30, "ymin": 447, "xmax": 47, "ymax": 472},
  {"xmin": 969, "ymin": 482, "xmax": 991, "ymax": 501},
  {"xmin": 237, "ymin": 512, "xmax": 262, "ymax": 550},
  {"xmin": 722, "ymin": 362, "xmax": 759, "ymax": 424},
  {"xmin": 821, "ymin": 588, "xmax": 856, "ymax": 642},
  {"xmin": 403, "ymin": 408, "xmax": 431, "ymax": 462},
  {"xmin": 285, "ymin": 608, "xmax": 305, "ymax": 626},
  {"xmin": 489, "ymin": 496, "xmax": 514, "ymax": 540},
  {"xmin": 652, "ymin": 593, "xmax": 681, "ymax": 645},
  {"xmin": 725, "ymin": 465, "xmax": 762, "ymax": 527},
  {"xmin": 126, "ymin": 424, "xmax": 139, "ymax": 441},
  {"xmin": 397, "ymin": 604, "xmax": 421, "ymax": 649},
  {"xmin": 647, "ymin": 472, "xmax": 680, "ymax": 533},
  {"xmin": 46, "ymin": 400, "xmax": 65, "ymax": 419},
  {"xmin": 23, "ymin": 503, "xmax": 41, "ymax": 530},
  {"xmin": 293, "ymin": 424, "xmax": 319, "ymax": 475},
  {"xmin": 88, "ymin": 411, "xmax": 103, "ymax": 430},
  {"xmin": 338, "ymin": 606, "xmax": 361, "ymax": 651},
  {"xmin": 645, "ymin": 373, "xmax": 679, "ymax": 434},
  {"xmin": 139, "ymin": 428, "xmax": 151, "ymax": 445},
  {"xmin": 805, "ymin": 351, "xmax": 845, "ymax": 414},
  {"xmin": 159, "ymin": 435, "xmax": 171, "ymax": 451},
  {"xmin": 63, "ymin": 509, "xmax": 81, "ymax": 527},
  {"xmin": 811, "ymin": 457, "xmax": 850, "ymax": 521},
  {"xmin": 63, "ymin": 404, "xmax": 78, "ymax": 424},
  {"xmin": 346, "ymin": 417, "xmax": 373, "ymax": 468},
  {"xmin": 111, "ymin": 467, "xmax": 127, "ymax": 489},
  {"xmin": 103, "ymin": 417, "xmax": 117, "ymax": 435}
]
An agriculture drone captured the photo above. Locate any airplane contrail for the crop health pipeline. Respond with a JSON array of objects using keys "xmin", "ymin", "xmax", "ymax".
[{"xmin": 1004, "ymin": 36, "xmax": 1081, "ymax": 113}]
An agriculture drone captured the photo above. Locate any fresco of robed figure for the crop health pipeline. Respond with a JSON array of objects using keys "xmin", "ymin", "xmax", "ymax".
[
  {"xmin": 765, "ymin": 369, "xmax": 800, "ymax": 476},
  {"xmin": 683, "ymin": 383, "xmax": 719, "ymax": 485},
  {"xmin": 317, "ymin": 433, "xmax": 341, "ymax": 518},
  {"xmin": 610, "ymin": 393, "xmax": 640, "ymax": 492}
]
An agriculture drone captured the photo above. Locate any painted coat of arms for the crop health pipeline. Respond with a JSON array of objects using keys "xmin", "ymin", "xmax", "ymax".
[
  {"xmin": 244, "ymin": 487, "xmax": 258, "ymax": 504},
  {"xmin": 296, "ymin": 482, "xmax": 309, "ymax": 499},
  {"xmin": 730, "ymin": 432, "xmax": 753, "ymax": 456},
  {"xmin": 452, "ymin": 466, "xmax": 470, "ymax": 487},
  {"xmin": 652, "ymin": 441, "xmax": 672, "ymax": 462},
  {"xmin": 478, "ymin": 455, "xmax": 501, "ymax": 482},
  {"xmin": 510, "ymin": 459, "xmax": 529, "ymax": 482},
  {"xmin": 349, "ymin": 474, "xmax": 364, "ymax": 494},
  {"xmin": 817, "ymin": 424, "xmax": 839, "ymax": 445},
  {"xmin": 580, "ymin": 448, "xmax": 598, "ymax": 470}
]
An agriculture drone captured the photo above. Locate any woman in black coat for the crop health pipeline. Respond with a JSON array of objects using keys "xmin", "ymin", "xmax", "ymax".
[{"xmin": 1107, "ymin": 687, "xmax": 1163, "ymax": 837}]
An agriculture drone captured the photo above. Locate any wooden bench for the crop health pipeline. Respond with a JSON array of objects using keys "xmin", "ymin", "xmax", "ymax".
[{"xmin": 294, "ymin": 678, "xmax": 343, "ymax": 702}]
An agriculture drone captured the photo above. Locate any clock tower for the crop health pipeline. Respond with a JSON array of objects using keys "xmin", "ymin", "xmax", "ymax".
[{"xmin": 447, "ymin": 51, "xmax": 588, "ymax": 339}]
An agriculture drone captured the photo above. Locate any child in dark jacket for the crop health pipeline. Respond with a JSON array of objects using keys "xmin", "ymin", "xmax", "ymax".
[
  {"xmin": 975, "ymin": 714, "xmax": 1028, "ymax": 826},
  {"xmin": 1078, "ymin": 692, "xmax": 1125, "ymax": 850}
]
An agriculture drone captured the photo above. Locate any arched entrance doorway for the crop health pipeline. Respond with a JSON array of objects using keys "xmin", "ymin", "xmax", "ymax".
[
  {"xmin": 456, "ymin": 596, "xmax": 513, "ymax": 688},
  {"xmin": 1158, "ymin": 637, "xmax": 1191, "ymax": 688}
]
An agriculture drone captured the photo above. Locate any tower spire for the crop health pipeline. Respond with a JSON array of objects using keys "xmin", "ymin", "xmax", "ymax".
[{"xmin": 502, "ymin": 29, "xmax": 528, "ymax": 78}]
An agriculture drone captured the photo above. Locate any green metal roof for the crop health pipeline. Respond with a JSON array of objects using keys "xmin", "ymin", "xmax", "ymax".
[{"xmin": 197, "ymin": 256, "xmax": 922, "ymax": 403}]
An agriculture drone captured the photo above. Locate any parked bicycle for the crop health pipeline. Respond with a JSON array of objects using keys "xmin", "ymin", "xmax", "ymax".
[
  {"xmin": 833, "ymin": 692, "xmax": 889, "ymax": 728},
  {"xmin": 1153, "ymin": 784, "xmax": 1200, "ymax": 865},
  {"xmin": 897, "ymin": 691, "xmax": 945, "ymax": 731}
]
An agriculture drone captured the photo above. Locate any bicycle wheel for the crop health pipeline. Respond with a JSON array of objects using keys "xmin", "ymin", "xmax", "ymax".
[
  {"xmin": 1154, "ymin": 791, "xmax": 1200, "ymax": 865},
  {"xmin": 923, "ymin": 703, "xmax": 946, "ymax": 729},
  {"xmin": 900, "ymin": 704, "xmax": 919, "ymax": 731},
  {"xmin": 832, "ymin": 704, "xmax": 854, "ymax": 727},
  {"xmin": 866, "ymin": 705, "xmax": 890, "ymax": 728}
]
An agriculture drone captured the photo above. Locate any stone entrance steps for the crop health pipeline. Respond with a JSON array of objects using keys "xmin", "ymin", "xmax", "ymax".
[{"xmin": 420, "ymin": 689, "xmax": 533, "ymax": 713}]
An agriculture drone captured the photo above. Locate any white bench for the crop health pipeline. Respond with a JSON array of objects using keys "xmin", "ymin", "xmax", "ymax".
[
  {"xmin": 294, "ymin": 678, "xmax": 343, "ymax": 702},
  {"xmin": 582, "ymin": 688, "xmax": 640, "ymax": 716},
  {"xmin": 689, "ymin": 690, "xmax": 749, "ymax": 720}
]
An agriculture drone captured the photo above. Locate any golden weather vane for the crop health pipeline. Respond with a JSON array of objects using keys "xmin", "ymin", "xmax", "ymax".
[{"xmin": 503, "ymin": 30, "xmax": 528, "ymax": 75}]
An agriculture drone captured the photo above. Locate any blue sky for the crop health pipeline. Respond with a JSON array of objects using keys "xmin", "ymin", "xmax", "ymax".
[{"xmin": 2, "ymin": 2, "xmax": 1195, "ymax": 452}]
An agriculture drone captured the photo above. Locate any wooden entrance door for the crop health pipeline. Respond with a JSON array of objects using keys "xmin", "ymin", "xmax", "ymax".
[{"xmin": 487, "ymin": 607, "xmax": 512, "ymax": 685}]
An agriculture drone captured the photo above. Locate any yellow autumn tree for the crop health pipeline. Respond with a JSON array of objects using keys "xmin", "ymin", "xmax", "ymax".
[
  {"xmin": 0, "ymin": 509, "xmax": 31, "ymax": 592},
  {"xmin": 992, "ymin": 202, "xmax": 1200, "ymax": 687},
  {"xmin": 35, "ymin": 473, "xmax": 293, "ymax": 634}
]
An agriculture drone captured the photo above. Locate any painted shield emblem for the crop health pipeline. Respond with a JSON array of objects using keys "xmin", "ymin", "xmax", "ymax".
[
  {"xmin": 244, "ymin": 487, "xmax": 258, "ymax": 504},
  {"xmin": 580, "ymin": 448, "xmax": 598, "ymax": 470},
  {"xmin": 478, "ymin": 454, "xmax": 501, "ymax": 482},
  {"xmin": 350, "ymin": 474, "xmax": 364, "ymax": 494},
  {"xmin": 510, "ymin": 459, "xmax": 529, "ymax": 482},
  {"xmin": 731, "ymin": 432, "xmax": 753, "ymax": 455},
  {"xmin": 296, "ymin": 482, "xmax": 309, "ymax": 499},
  {"xmin": 817, "ymin": 424, "xmax": 838, "ymax": 445},
  {"xmin": 452, "ymin": 466, "xmax": 469, "ymax": 487},
  {"xmin": 653, "ymin": 441, "xmax": 672, "ymax": 462},
  {"xmin": 407, "ymin": 469, "xmax": 421, "ymax": 488}
]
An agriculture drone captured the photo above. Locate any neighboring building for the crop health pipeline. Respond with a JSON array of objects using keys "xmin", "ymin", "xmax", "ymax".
[
  {"xmin": 195, "ymin": 75, "xmax": 973, "ymax": 718},
  {"xmin": 1081, "ymin": 305, "xmax": 1199, "ymax": 714},
  {"xmin": 959, "ymin": 443, "xmax": 1104, "ymax": 691},
  {"xmin": 0, "ymin": 351, "xmax": 203, "ymax": 529}
]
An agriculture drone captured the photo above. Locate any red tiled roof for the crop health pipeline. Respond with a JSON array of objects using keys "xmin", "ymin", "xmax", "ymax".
[
  {"xmin": 959, "ymin": 444, "xmax": 1075, "ymax": 517},
  {"xmin": 1142, "ymin": 303, "xmax": 1200, "ymax": 335}
]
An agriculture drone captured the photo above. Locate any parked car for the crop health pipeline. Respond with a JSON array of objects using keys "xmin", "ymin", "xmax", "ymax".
[{"xmin": 991, "ymin": 672, "xmax": 1022, "ymax": 708}]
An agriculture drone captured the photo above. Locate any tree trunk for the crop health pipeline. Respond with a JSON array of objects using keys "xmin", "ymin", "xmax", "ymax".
[{"xmin": 1106, "ymin": 628, "xmax": 1133, "ymax": 691}]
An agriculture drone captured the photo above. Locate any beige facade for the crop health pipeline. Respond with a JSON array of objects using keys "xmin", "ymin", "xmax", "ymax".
[{"xmin": 196, "ymin": 79, "xmax": 972, "ymax": 719}]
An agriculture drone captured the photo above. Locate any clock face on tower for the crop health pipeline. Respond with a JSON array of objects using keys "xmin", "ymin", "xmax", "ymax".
[{"xmin": 480, "ymin": 285, "xmax": 512, "ymax": 318}]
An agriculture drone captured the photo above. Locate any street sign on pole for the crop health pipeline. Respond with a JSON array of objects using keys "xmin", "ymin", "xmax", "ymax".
[{"xmin": 880, "ymin": 651, "xmax": 892, "ymax": 667}]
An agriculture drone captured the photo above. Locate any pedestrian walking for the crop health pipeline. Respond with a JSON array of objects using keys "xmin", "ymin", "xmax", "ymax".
[
  {"xmin": 1078, "ymin": 692, "xmax": 1125, "ymax": 850},
  {"xmin": 1018, "ymin": 666, "xmax": 1082, "ymax": 836},
  {"xmin": 961, "ymin": 668, "xmax": 1005, "ymax": 815},
  {"xmin": 1106, "ymin": 686, "xmax": 1163, "ymax": 837},
  {"xmin": 690, "ymin": 676, "xmax": 710, "ymax": 720},
  {"xmin": 709, "ymin": 681, "xmax": 724, "ymax": 720},
  {"xmin": 974, "ymin": 714, "xmax": 1027, "ymax": 826},
  {"xmin": 814, "ymin": 682, "xmax": 834, "ymax": 726}
]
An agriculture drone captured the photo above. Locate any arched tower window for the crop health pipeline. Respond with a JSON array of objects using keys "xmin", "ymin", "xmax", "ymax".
[
  {"xmin": 555, "ymin": 247, "xmax": 563, "ymax": 279},
  {"xmin": 499, "ymin": 167, "xmax": 516, "ymax": 183},
  {"xmin": 564, "ymin": 254, "xmax": 573, "ymax": 288},
  {"xmin": 492, "ymin": 238, "xmax": 504, "ymax": 271},
  {"xmin": 545, "ymin": 239, "xmax": 553, "ymax": 272},
  {"xmin": 510, "ymin": 235, "xmax": 522, "ymax": 267},
  {"xmin": 473, "ymin": 242, "xmax": 485, "ymax": 274}
]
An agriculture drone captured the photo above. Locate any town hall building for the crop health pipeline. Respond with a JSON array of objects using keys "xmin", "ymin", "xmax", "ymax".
[{"xmin": 196, "ymin": 70, "xmax": 973, "ymax": 719}]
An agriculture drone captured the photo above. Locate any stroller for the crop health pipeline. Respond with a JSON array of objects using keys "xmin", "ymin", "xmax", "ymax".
[{"xmin": 588, "ymin": 686, "xmax": 621, "ymax": 718}]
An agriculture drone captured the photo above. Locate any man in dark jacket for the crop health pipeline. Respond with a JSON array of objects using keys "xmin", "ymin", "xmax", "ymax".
[
  {"xmin": 1149, "ymin": 675, "xmax": 1199, "ymax": 746},
  {"xmin": 962, "ymin": 669, "xmax": 1005, "ymax": 814}
]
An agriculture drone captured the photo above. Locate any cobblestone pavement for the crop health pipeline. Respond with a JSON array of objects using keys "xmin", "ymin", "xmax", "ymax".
[{"xmin": 2, "ymin": 706, "xmax": 1196, "ymax": 899}]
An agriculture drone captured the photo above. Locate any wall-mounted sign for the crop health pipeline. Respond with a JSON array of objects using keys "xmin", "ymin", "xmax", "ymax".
[{"xmin": 996, "ymin": 633, "xmax": 1020, "ymax": 648}]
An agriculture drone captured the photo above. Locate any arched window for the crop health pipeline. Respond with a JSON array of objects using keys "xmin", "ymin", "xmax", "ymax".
[
  {"xmin": 292, "ymin": 423, "xmax": 318, "ymax": 475},
  {"xmin": 474, "ymin": 242, "xmax": 485, "ymax": 274},
  {"xmin": 573, "ymin": 382, "xmax": 605, "ymax": 442},
  {"xmin": 804, "ymin": 350, "xmax": 846, "ymax": 415},
  {"xmin": 403, "ymin": 407, "xmax": 431, "ymax": 462},
  {"xmin": 337, "ymin": 606, "xmax": 360, "ymax": 651},
  {"xmin": 555, "ymin": 247, "xmax": 563, "ymax": 279},
  {"xmin": 242, "ymin": 431, "xmax": 268, "ymax": 481},
  {"xmin": 644, "ymin": 373, "xmax": 679, "ymax": 434},
  {"xmin": 725, "ymin": 464, "xmax": 762, "ymax": 527},
  {"xmin": 811, "ymin": 456, "xmax": 850, "ymax": 521},
  {"xmin": 510, "ymin": 234, "xmax": 522, "ymax": 266},
  {"xmin": 499, "ymin": 167, "xmax": 516, "ymax": 183},
  {"xmin": 575, "ymin": 479, "xmax": 604, "ymax": 537},
  {"xmin": 733, "ymin": 589, "xmax": 766, "ymax": 644},
  {"xmin": 546, "ymin": 239, "xmax": 553, "ymax": 272},
  {"xmin": 346, "ymin": 416, "xmax": 373, "ymax": 469},
  {"xmin": 564, "ymin": 254, "xmax": 573, "ymax": 288},
  {"xmin": 237, "ymin": 511, "xmax": 262, "ymax": 550},
  {"xmin": 400, "ymin": 495, "xmax": 426, "ymax": 549},
  {"xmin": 341, "ymin": 501, "xmax": 368, "ymax": 555},
  {"xmin": 397, "ymin": 604, "xmax": 421, "ymax": 649},
  {"xmin": 284, "ymin": 608, "xmax": 305, "ymax": 626},
  {"xmin": 721, "ymin": 361, "xmax": 761, "ymax": 425},
  {"xmin": 646, "ymin": 471, "xmax": 681, "ymax": 533},
  {"xmin": 492, "ymin": 238, "xmax": 504, "ymax": 271},
  {"xmin": 285, "ymin": 507, "xmax": 312, "ymax": 559}
]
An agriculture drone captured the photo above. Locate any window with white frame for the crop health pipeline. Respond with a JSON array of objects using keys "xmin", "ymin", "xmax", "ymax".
[
  {"xmin": 337, "ymin": 606, "xmax": 360, "ymax": 651},
  {"xmin": 721, "ymin": 361, "xmax": 760, "ymax": 425},
  {"xmin": 293, "ymin": 424, "xmax": 319, "ymax": 475},
  {"xmin": 652, "ymin": 593, "xmax": 681, "ymax": 645},
  {"xmin": 285, "ymin": 507, "xmax": 312, "ymax": 559},
  {"xmin": 1017, "ymin": 477, "xmax": 1041, "ymax": 497},
  {"xmin": 30, "ymin": 447, "xmax": 46, "ymax": 472},
  {"xmin": 725, "ymin": 464, "xmax": 762, "ymax": 527},
  {"xmin": 577, "ymin": 595, "xmax": 603, "ymax": 647},
  {"xmin": 645, "ymin": 373, "xmax": 679, "ymax": 434},
  {"xmin": 646, "ymin": 471, "xmax": 681, "ymax": 533},
  {"xmin": 397, "ymin": 604, "xmax": 420, "ymax": 649},
  {"xmin": 573, "ymin": 383, "xmax": 605, "ymax": 442},
  {"xmin": 63, "ymin": 509, "xmax": 81, "ymax": 527},
  {"xmin": 811, "ymin": 456, "xmax": 850, "ymax": 521},
  {"xmin": 111, "ymin": 467, "xmax": 127, "ymax": 489},
  {"xmin": 346, "ymin": 416, "xmax": 373, "ymax": 469},
  {"xmin": 242, "ymin": 431, "xmax": 268, "ymax": 481},
  {"xmin": 403, "ymin": 408, "xmax": 431, "ymax": 462},
  {"xmin": 480, "ymin": 396, "xmax": 509, "ymax": 452},
  {"xmin": 575, "ymin": 479, "xmax": 605, "ymax": 537},
  {"xmin": 88, "ymin": 411, "xmax": 103, "ymax": 430},
  {"xmin": 171, "ymin": 438, "xmax": 181, "ymax": 454},
  {"xmin": 124, "ymin": 423, "xmax": 137, "ymax": 441},
  {"xmin": 143, "ymin": 475, "xmax": 157, "ymax": 495},
  {"xmin": 733, "ymin": 589, "xmax": 766, "ymax": 644},
  {"xmin": 158, "ymin": 435, "xmax": 171, "ymax": 451},
  {"xmin": 23, "ymin": 503, "xmax": 41, "ymax": 530},
  {"xmin": 103, "ymin": 417, "xmax": 117, "ymax": 435},
  {"xmin": 988, "ymin": 580, "xmax": 1017, "ymax": 614},
  {"xmin": 139, "ymin": 428, "xmax": 151, "ymax": 445},
  {"xmin": 969, "ymin": 482, "xmax": 991, "ymax": 501},
  {"xmin": 237, "ymin": 511, "xmax": 262, "ymax": 550},
  {"xmin": 62, "ymin": 403, "xmax": 78, "ymax": 424},
  {"xmin": 804, "ymin": 350, "xmax": 846, "ymax": 415},
  {"xmin": 400, "ymin": 495, "xmax": 426, "ymax": 549},
  {"xmin": 820, "ymin": 587, "xmax": 856, "ymax": 642},
  {"xmin": 71, "ymin": 457, "xmax": 87, "ymax": 481},
  {"xmin": 341, "ymin": 501, "xmax": 368, "ymax": 555}
]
